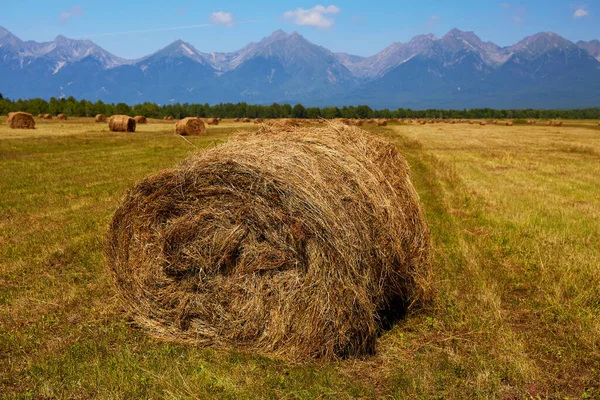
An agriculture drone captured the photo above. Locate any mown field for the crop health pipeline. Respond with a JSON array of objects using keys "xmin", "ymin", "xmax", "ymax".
[{"xmin": 1, "ymin": 118, "xmax": 599, "ymax": 399}]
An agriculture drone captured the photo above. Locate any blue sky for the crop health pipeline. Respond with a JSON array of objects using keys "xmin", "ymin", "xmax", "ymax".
[{"xmin": 2, "ymin": 1, "xmax": 599, "ymax": 58}]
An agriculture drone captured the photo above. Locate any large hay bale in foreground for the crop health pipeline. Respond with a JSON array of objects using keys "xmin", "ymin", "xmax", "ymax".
[
  {"xmin": 109, "ymin": 115, "xmax": 136, "ymax": 132},
  {"xmin": 8, "ymin": 112, "xmax": 35, "ymax": 129},
  {"xmin": 95, "ymin": 114, "xmax": 106, "ymax": 123},
  {"xmin": 175, "ymin": 117, "xmax": 205, "ymax": 136},
  {"xmin": 57, "ymin": 114, "xmax": 68, "ymax": 120},
  {"xmin": 134, "ymin": 116, "xmax": 147, "ymax": 124},
  {"xmin": 106, "ymin": 123, "xmax": 432, "ymax": 361}
]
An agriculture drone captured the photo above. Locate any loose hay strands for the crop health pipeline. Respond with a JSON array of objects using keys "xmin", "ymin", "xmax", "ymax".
[
  {"xmin": 105, "ymin": 123, "xmax": 432, "ymax": 361},
  {"xmin": 175, "ymin": 117, "xmax": 206, "ymax": 136},
  {"xmin": 109, "ymin": 115, "xmax": 136, "ymax": 132},
  {"xmin": 8, "ymin": 112, "xmax": 35, "ymax": 129}
]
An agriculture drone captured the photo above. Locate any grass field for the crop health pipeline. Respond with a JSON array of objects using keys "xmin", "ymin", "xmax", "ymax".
[{"xmin": 1, "ymin": 118, "xmax": 599, "ymax": 399}]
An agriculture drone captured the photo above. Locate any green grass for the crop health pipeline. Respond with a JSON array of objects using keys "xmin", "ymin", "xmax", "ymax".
[{"xmin": 1, "ymin": 118, "xmax": 599, "ymax": 399}]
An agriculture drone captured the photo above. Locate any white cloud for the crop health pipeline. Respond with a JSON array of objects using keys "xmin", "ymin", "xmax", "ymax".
[
  {"xmin": 59, "ymin": 6, "xmax": 84, "ymax": 25},
  {"xmin": 283, "ymin": 5, "xmax": 341, "ymax": 29},
  {"xmin": 573, "ymin": 8, "xmax": 589, "ymax": 18},
  {"xmin": 427, "ymin": 14, "xmax": 440, "ymax": 26},
  {"xmin": 210, "ymin": 11, "xmax": 235, "ymax": 27}
]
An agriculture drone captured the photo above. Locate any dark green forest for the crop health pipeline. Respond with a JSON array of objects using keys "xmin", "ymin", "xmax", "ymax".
[{"xmin": 1, "ymin": 94, "xmax": 599, "ymax": 120}]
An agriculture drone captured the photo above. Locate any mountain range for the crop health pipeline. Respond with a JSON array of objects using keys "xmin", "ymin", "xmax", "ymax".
[{"xmin": 1, "ymin": 26, "xmax": 599, "ymax": 109}]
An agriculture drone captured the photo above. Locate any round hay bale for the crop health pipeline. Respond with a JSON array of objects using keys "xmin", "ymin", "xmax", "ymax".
[
  {"xmin": 43, "ymin": 114, "xmax": 53, "ymax": 120},
  {"xmin": 506, "ymin": 121, "xmax": 513, "ymax": 126},
  {"xmin": 57, "ymin": 114, "xmax": 68, "ymax": 120},
  {"xmin": 175, "ymin": 117, "xmax": 206, "ymax": 136},
  {"xmin": 38, "ymin": 114, "xmax": 43, "ymax": 118},
  {"xmin": 553, "ymin": 121, "xmax": 563, "ymax": 127},
  {"xmin": 242, "ymin": 118, "xmax": 251, "ymax": 123},
  {"xmin": 95, "ymin": 114, "xmax": 107, "ymax": 123},
  {"xmin": 164, "ymin": 116, "xmax": 174, "ymax": 121},
  {"xmin": 109, "ymin": 115, "xmax": 136, "ymax": 132},
  {"xmin": 8, "ymin": 112, "xmax": 35, "ymax": 129},
  {"xmin": 233, "ymin": 117, "xmax": 241, "ymax": 122},
  {"xmin": 377, "ymin": 120, "xmax": 388, "ymax": 127},
  {"xmin": 134, "ymin": 116, "xmax": 147, "ymax": 124},
  {"xmin": 106, "ymin": 123, "xmax": 432, "ymax": 361},
  {"xmin": 479, "ymin": 121, "xmax": 488, "ymax": 126},
  {"xmin": 546, "ymin": 121, "xmax": 552, "ymax": 126},
  {"xmin": 206, "ymin": 118, "xmax": 220, "ymax": 126}
]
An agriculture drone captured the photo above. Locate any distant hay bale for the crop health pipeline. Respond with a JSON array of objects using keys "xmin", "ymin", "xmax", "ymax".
[
  {"xmin": 38, "ymin": 114, "xmax": 43, "ymax": 118},
  {"xmin": 233, "ymin": 117, "xmax": 241, "ymax": 122},
  {"xmin": 95, "ymin": 114, "xmax": 107, "ymax": 123},
  {"xmin": 175, "ymin": 117, "xmax": 205, "ymax": 136},
  {"xmin": 109, "ymin": 115, "xmax": 136, "ymax": 132},
  {"xmin": 57, "ymin": 114, "xmax": 68, "ymax": 120},
  {"xmin": 506, "ymin": 121, "xmax": 513, "ymax": 126},
  {"xmin": 353, "ymin": 119, "xmax": 364, "ymax": 126},
  {"xmin": 134, "ymin": 116, "xmax": 147, "ymax": 124},
  {"xmin": 377, "ymin": 120, "xmax": 388, "ymax": 126},
  {"xmin": 8, "ymin": 112, "xmax": 35, "ymax": 129},
  {"xmin": 106, "ymin": 123, "xmax": 432, "ymax": 361},
  {"xmin": 546, "ymin": 121, "xmax": 552, "ymax": 126},
  {"xmin": 164, "ymin": 116, "xmax": 174, "ymax": 121},
  {"xmin": 206, "ymin": 118, "xmax": 220, "ymax": 126},
  {"xmin": 479, "ymin": 121, "xmax": 488, "ymax": 126},
  {"xmin": 43, "ymin": 114, "xmax": 53, "ymax": 120},
  {"xmin": 254, "ymin": 118, "xmax": 263, "ymax": 124},
  {"xmin": 242, "ymin": 118, "xmax": 251, "ymax": 123},
  {"xmin": 553, "ymin": 121, "xmax": 563, "ymax": 127}
]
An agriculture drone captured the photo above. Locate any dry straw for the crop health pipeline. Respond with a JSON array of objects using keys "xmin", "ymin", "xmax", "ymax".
[
  {"xmin": 105, "ymin": 123, "xmax": 432, "ymax": 361},
  {"xmin": 8, "ymin": 112, "xmax": 35, "ymax": 129},
  {"xmin": 109, "ymin": 115, "xmax": 136, "ymax": 132},
  {"xmin": 175, "ymin": 117, "xmax": 206, "ymax": 136}
]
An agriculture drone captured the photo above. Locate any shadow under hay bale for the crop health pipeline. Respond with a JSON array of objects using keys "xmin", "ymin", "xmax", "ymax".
[
  {"xmin": 175, "ymin": 117, "xmax": 206, "ymax": 136},
  {"xmin": 8, "ymin": 112, "xmax": 35, "ymax": 129},
  {"xmin": 134, "ymin": 116, "xmax": 147, "ymax": 124},
  {"xmin": 109, "ymin": 115, "xmax": 136, "ymax": 132},
  {"xmin": 106, "ymin": 123, "xmax": 432, "ymax": 361},
  {"xmin": 95, "ymin": 114, "xmax": 106, "ymax": 123}
]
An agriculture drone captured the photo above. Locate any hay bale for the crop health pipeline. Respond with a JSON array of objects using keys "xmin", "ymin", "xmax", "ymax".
[
  {"xmin": 37, "ymin": 114, "xmax": 43, "ymax": 118},
  {"xmin": 506, "ymin": 121, "xmax": 513, "ymax": 126},
  {"xmin": 206, "ymin": 118, "xmax": 220, "ymax": 126},
  {"xmin": 57, "ymin": 114, "xmax": 68, "ymax": 120},
  {"xmin": 479, "ymin": 121, "xmax": 488, "ymax": 126},
  {"xmin": 95, "ymin": 114, "xmax": 106, "ymax": 123},
  {"xmin": 8, "ymin": 112, "xmax": 35, "ymax": 129},
  {"xmin": 43, "ymin": 114, "xmax": 53, "ymax": 120},
  {"xmin": 254, "ymin": 118, "xmax": 263, "ymax": 124},
  {"xmin": 242, "ymin": 118, "xmax": 251, "ymax": 123},
  {"xmin": 164, "ymin": 116, "xmax": 174, "ymax": 121},
  {"xmin": 106, "ymin": 123, "xmax": 432, "ymax": 361},
  {"xmin": 233, "ymin": 117, "xmax": 241, "ymax": 122},
  {"xmin": 109, "ymin": 115, "xmax": 136, "ymax": 132},
  {"xmin": 546, "ymin": 121, "xmax": 552, "ymax": 126},
  {"xmin": 175, "ymin": 117, "xmax": 205, "ymax": 136},
  {"xmin": 553, "ymin": 121, "xmax": 563, "ymax": 127},
  {"xmin": 377, "ymin": 120, "xmax": 388, "ymax": 127},
  {"xmin": 134, "ymin": 116, "xmax": 147, "ymax": 124}
]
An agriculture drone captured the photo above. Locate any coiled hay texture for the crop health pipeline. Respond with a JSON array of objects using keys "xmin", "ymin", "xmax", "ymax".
[
  {"xmin": 109, "ymin": 115, "xmax": 136, "ymax": 132},
  {"xmin": 175, "ymin": 117, "xmax": 206, "ymax": 136},
  {"xmin": 105, "ymin": 123, "xmax": 431, "ymax": 361},
  {"xmin": 8, "ymin": 112, "xmax": 35, "ymax": 129}
]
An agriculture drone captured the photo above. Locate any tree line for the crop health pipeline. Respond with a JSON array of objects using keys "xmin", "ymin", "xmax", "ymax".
[{"xmin": 1, "ymin": 95, "xmax": 599, "ymax": 120}]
